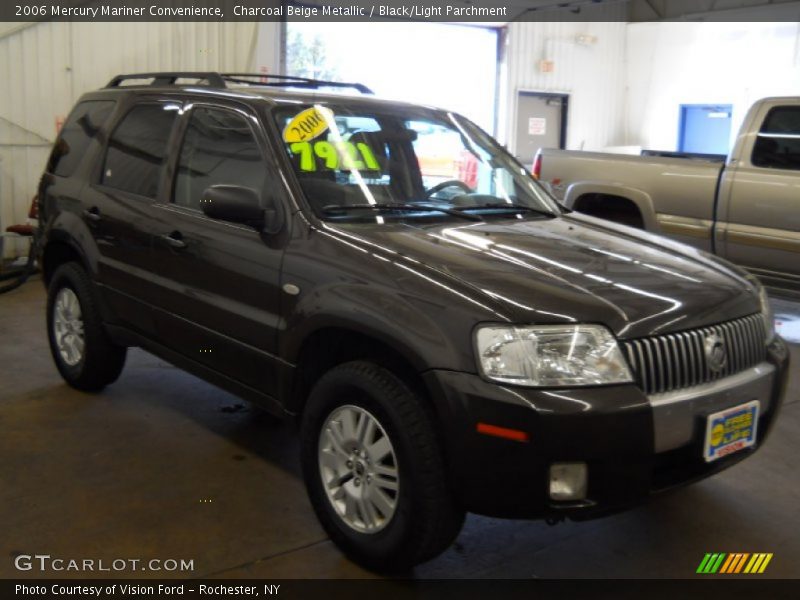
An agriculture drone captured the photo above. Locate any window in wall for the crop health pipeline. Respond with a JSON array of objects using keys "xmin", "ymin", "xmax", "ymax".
[
  {"xmin": 102, "ymin": 103, "xmax": 178, "ymax": 198},
  {"xmin": 173, "ymin": 108, "xmax": 266, "ymax": 211},
  {"xmin": 285, "ymin": 22, "xmax": 499, "ymax": 133},
  {"xmin": 752, "ymin": 106, "xmax": 800, "ymax": 170},
  {"xmin": 48, "ymin": 100, "xmax": 115, "ymax": 177}
]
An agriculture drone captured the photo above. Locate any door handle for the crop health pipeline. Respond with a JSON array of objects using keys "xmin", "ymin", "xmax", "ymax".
[
  {"xmin": 160, "ymin": 232, "xmax": 187, "ymax": 249},
  {"xmin": 83, "ymin": 207, "xmax": 101, "ymax": 222}
]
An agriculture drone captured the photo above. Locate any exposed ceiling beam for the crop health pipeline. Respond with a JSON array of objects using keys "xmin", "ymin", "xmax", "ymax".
[{"xmin": 643, "ymin": 0, "xmax": 664, "ymax": 18}]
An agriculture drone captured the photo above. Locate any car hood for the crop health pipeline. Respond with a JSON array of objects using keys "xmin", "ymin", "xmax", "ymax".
[{"xmin": 331, "ymin": 213, "xmax": 760, "ymax": 339}]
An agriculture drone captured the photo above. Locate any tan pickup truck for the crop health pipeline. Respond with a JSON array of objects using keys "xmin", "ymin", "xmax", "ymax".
[{"xmin": 535, "ymin": 97, "xmax": 800, "ymax": 296}]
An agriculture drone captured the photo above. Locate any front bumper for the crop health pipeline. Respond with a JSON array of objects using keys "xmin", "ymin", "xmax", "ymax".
[{"xmin": 424, "ymin": 337, "xmax": 790, "ymax": 519}]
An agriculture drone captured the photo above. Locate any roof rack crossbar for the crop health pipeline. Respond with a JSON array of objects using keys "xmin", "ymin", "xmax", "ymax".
[
  {"xmin": 104, "ymin": 71, "xmax": 373, "ymax": 95},
  {"xmin": 106, "ymin": 72, "xmax": 227, "ymax": 88},
  {"xmin": 221, "ymin": 73, "xmax": 374, "ymax": 94}
]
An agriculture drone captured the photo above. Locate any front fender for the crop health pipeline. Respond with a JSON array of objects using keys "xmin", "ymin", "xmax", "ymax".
[{"xmin": 280, "ymin": 281, "xmax": 473, "ymax": 374}]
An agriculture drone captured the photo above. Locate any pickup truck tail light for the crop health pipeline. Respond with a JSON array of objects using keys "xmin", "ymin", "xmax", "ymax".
[{"xmin": 531, "ymin": 151, "xmax": 542, "ymax": 179}]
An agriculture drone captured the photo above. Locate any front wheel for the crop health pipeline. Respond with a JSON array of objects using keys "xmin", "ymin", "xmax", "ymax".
[{"xmin": 301, "ymin": 361, "xmax": 465, "ymax": 572}]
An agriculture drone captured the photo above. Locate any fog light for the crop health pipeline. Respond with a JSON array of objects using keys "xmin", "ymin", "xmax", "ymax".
[{"xmin": 549, "ymin": 462, "xmax": 588, "ymax": 501}]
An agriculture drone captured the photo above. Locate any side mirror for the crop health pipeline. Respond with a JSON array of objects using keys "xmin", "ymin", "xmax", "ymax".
[{"xmin": 201, "ymin": 185, "xmax": 272, "ymax": 230}]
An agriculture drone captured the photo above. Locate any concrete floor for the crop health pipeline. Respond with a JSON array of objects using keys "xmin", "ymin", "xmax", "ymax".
[{"xmin": 1, "ymin": 277, "xmax": 799, "ymax": 579}]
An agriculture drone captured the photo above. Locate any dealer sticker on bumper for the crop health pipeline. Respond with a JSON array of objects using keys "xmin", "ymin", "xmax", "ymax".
[{"xmin": 703, "ymin": 401, "xmax": 760, "ymax": 463}]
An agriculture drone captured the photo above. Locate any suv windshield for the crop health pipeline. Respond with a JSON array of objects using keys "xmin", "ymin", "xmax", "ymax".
[{"xmin": 272, "ymin": 103, "xmax": 560, "ymax": 223}]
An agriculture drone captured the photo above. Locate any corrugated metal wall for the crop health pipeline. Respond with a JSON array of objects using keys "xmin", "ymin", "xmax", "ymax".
[
  {"xmin": 0, "ymin": 20, "xmax": 269, "ymax": 259},
  {"xmin": 502, "ymin": 7, "xmax": 628, "ymax": 157}
]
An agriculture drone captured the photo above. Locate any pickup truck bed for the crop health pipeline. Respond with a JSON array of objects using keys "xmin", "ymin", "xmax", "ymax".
[{"xmin": 542, "ymin": 150, "xmax": 724, "ymax": 243}]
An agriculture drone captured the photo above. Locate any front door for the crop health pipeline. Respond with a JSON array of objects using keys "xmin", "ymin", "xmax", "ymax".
[{"xmin": 150, "ymin": 102, "xmax": 287, "ymax": 400}]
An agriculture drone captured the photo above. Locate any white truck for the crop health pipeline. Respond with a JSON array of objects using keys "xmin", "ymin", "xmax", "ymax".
[{"xmin": 535, "ymin": 97, "xmax": 800, "ymax": 296}]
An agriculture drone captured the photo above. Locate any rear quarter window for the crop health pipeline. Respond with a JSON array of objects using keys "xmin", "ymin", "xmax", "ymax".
[{"xmin": 47, "ymin": 100, "xmax": 115, "ymax": 177}]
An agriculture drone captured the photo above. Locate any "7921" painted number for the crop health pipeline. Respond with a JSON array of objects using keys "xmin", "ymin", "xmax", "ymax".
[{"xmin": 290, "ymin": 141, "xmax": 381, "ymax": 172}]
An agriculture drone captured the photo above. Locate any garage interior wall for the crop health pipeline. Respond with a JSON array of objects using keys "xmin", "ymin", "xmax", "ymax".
[
  {"xmin": 5, "ymin": 15, "xmax": 800, "ymax": 261},
  {"xmin": 501, "ymin": 6, "xmax": 628, "ymax": 154},
  {"xmin": 624, "ymin": 21, "xmax": 800, "ymax": 152},
  {"xmin": 0, "ymin": 21, "xmax": 278, "ymax": 259}
]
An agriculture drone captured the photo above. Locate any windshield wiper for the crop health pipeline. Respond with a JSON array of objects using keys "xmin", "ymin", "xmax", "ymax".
[
  {"xmin": 321, "ymin": 203, "xmax": 484, "ymax": 222},
  {"xmin": 454, "ymin": 203, "xmax": 556, "ymax": 218}
]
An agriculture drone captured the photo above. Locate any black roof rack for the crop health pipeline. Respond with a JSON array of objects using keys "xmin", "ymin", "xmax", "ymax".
[
  {"xmin": 221, "ymin": 73, "xmax": 373, "ymax": 94},
  {"xmin": 105, "ymin": 72, "xmax": 227, "ymax": 88},
  {"xmin": 104, "ymin": 71, "xmax": 373, "ymax": 94}
]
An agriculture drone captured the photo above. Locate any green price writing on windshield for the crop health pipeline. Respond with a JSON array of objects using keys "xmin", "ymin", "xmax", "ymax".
[{"xmin": 290, "ymin": 141, "xmax": 381, "ymax": 172}]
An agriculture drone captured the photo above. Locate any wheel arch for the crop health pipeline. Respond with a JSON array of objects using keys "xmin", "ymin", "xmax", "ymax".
[
  {"xmin": 287, "ymin": 326, "xmax": 432, "ymax": 417},
  {"xmin": 41, "ymin": 235, "xmax": 90, "ymax": 286},
  {"xmin": 564, "ymin": 182, "xmax": 657, "ymax": 230}
]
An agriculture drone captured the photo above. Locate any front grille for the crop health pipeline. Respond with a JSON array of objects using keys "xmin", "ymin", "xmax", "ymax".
[{"xmin": 621, "ymin": 313, "xmax": 767, "ymax": 396}]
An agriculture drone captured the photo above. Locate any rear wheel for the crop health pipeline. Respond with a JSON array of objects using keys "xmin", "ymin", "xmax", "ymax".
[
  {"xmin": 47, "ymin": 262, "xmax": 127, "ymax": 391},
  {"xmin": 575, "ymin": 193, "xmax": 645, "ymax": 229},
  {"xmin": 301, "ymin": 360, "xmax": 465, "ymax": 572}
]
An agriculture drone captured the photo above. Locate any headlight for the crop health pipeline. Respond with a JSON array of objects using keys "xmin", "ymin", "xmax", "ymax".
[
  {"xmin": 475, "ymin": 324, "xmax": 633, "ymax": 387},
  {"xmin": 758, "ymin": 285, "xmax": 776, "ymax": 343}
]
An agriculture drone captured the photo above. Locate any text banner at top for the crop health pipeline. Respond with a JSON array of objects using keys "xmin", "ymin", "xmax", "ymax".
[
  {"xmin": 2, "ymin": 0, "xmax": 799, "ymax": 22},
  {"xmin": 7, "ymin": 0, "xmax": 525, "ymax": 23}
]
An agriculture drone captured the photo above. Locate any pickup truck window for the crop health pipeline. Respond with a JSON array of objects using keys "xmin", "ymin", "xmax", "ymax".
[
  {"xmin": 751, "ymin": 106, "xmax": 800, "ymax": 171},
  {"xmin": 174, "ymin": 107, "xmax": 266, "ymax": 211},
  {"xmin": 273, "ymin": 104, "xmax": 559, "ymax": 223},
  {"xmin": 101, "ymin": 103, "xmax": 178, "ymax": 198},
  {"xmin": 47, "ymin": 100, "xmax": 115, "ymax": 177}
]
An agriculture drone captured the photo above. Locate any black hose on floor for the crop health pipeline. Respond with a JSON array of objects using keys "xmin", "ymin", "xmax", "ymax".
[{"xmin": 0, "ymin": 235, "xmax": 39, "ymax": 295}]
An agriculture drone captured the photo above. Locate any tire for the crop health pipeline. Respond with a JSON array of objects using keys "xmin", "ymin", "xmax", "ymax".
[
  {"xmin": 301, "ymin": 360, "xmax": 465, "ymax": 572},
  {"xmin": 47, "ymin": 262, "xmax": 127, "ymax": 391}
]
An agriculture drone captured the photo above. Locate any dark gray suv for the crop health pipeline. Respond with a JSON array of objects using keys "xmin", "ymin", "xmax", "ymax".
[{"xmin": 38, "ymin": 72, "xmax": 789, "ymax": 571}]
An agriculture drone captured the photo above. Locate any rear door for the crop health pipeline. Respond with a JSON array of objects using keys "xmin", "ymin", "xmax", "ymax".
[
  {"xmin": 149, "ymin": 101, "xmax": 287, "ymax": 399},
  {"xmin": 83, "ymin": 99, "xmax": 181, "ymax": 335},
  {"xmin": 717, "ymin": 100, "xmax": 800, "ymax": 290}
]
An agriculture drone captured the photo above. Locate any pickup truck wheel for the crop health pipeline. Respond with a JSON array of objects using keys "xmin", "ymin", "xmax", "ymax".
[
  {"xmin": 47, "ymin": 262, "xmax": 127, "ymax": 392},
  {"xmin": 301, "ymin": 360, "xmax": 465, "ymax": 572}
]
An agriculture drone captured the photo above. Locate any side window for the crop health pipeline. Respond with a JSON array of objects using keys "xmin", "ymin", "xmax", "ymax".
[
  {"xmin": 47, "ymin": 100, "xmax": 115, "ymax": 177},
  {"xmin": 752, "ymin": 106, "xmax": 800, "ymax": 171},
  {"xmin": 102, "ymin": 103, "xmax": 178, "ymax": 198},
  {"xmin": 174, "ymin": 107, "xmax": 266, "ymax": 211}
]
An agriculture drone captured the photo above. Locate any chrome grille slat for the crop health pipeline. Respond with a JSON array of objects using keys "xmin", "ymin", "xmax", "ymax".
[
  {"xmin": 722, "ymin": 322, "xmax": 734, "ymax": 374},
  {"xmin": 753, "ymin": 317, "xmax": 765, "ymax": 363},
  {"xmin": 622, "ymin": 314, "xmax": 766, "ymax": 396},
  {"xmin": 730, "ymin": 321, "xmax": 742, "ymax": 373},
  {"xmin": 685, "ymin": 330, "xmax": 697, "ymax": 387},
  {"xmin": 653, "ymin": 338, "xmax": 665, "ymax": 394},
  {"xmin": 729, "ymin": 321, "xmax": 742, "ymax": 373},
  {"xmin": 667, "ymin": 335, "xmax": 680, "ymax": 389},
  {"xmin": 634, "ymin": 340, "xmax": 649, "ymax": 392},
  {"xmin": 741, "ymin": 318, "xmax": 752, "ymax": 367},
  {"xmin": 725, "ymin": 322, "xmax": 737, "ymax": 376},
  {"xmin": 694, "ymin": 329, "xmax": 707, "ymax": 383},
  {"xmin": 747, "ymin": 317, "xmax": 758, "ymax": 365}
]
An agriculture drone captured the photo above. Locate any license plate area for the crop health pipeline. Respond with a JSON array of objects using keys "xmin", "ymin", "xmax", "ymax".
[{"xmin": 703, "ymin": 400, "xmax": 760, "ymax": 463}]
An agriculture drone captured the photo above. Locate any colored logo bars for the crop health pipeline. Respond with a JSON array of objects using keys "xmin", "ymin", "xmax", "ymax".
[{"xmin": 697, "ymin": 553, "xmax": 773, "ymax": 574}]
